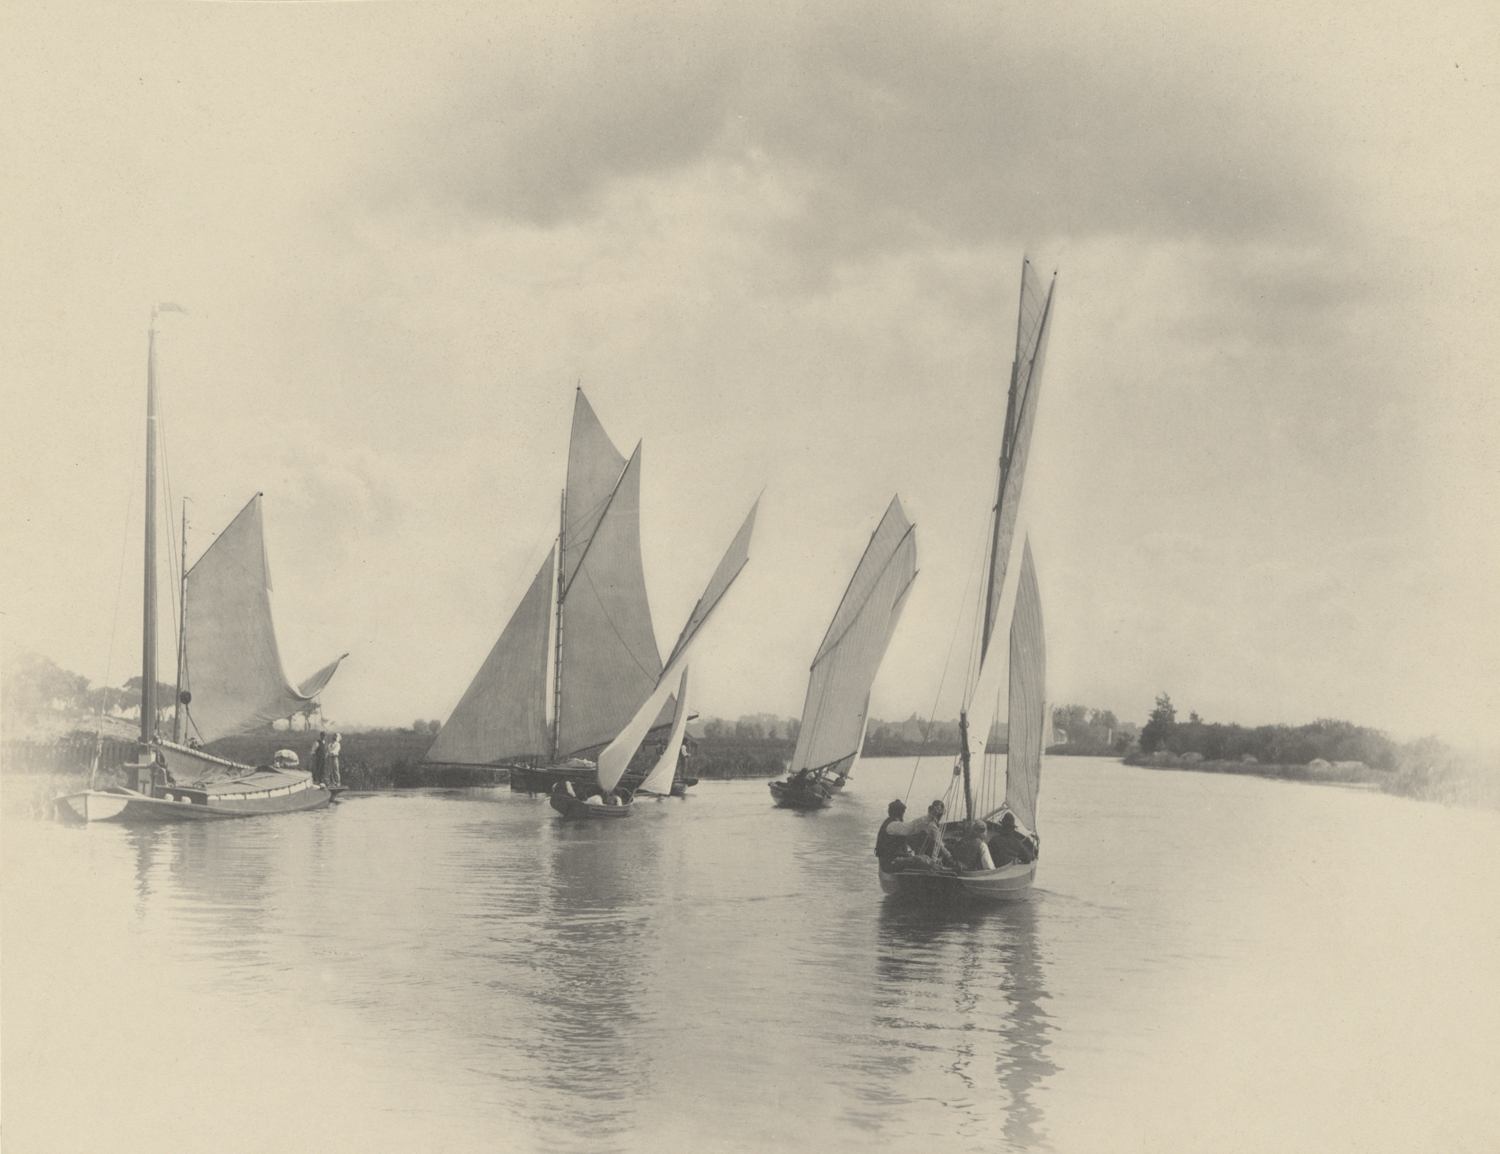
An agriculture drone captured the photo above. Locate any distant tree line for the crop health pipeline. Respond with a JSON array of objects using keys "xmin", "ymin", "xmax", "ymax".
[{"xmin": 1137, "ymin": 693, "xmax": 1398, "ymax": 769}]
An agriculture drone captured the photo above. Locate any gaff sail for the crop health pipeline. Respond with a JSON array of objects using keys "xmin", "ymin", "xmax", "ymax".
[
  {"xmin": 431, "ymin": 390, "xmax": 665, "ymax": 766},
  {"xmin": 789, "ymin": 496, "xmax": 917, "ymax": 777},
  {"xmin": 179, "ymin": 494, "xmax": 345, "ymax": 744}
]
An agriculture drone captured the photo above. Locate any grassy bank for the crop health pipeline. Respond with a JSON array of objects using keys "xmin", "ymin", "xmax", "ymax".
[{"xmin": 1126, "ymin": 747, "xmax": 1500, "ymax": 810}]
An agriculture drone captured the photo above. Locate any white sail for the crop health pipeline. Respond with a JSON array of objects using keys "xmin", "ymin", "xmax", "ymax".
[
  {"xmin": 964, "ymin": 262, "xmax": 1056, "ymax": 772},
  {"xmin": 556, "ymin": 440, "xmax": 663, "ymax": 756},
  {"xmin": 426, "ymin": 547, "xmax": 553, "ymax": 765},
  {"xmin": 981, "ymin": 261, "xmax": 1055, "ymax": 662},
  {"xmin": 1002, "ymin": 539, "xmax": 1045, "ymax": 833},
  {"xmin": 635, "ymin": 666, "xmax": 691, "ymax": 796},
  {"xmin": 180, "ymin": 494, "xmax": 345, "ymax": 744},
  {"xmin": 598, "ymin": 499, "xmax": 758, "ymax": 792},
  {"xmin": 431, "ymin": 390, "xmax": 666, "ymax": 767},
  {"xmin": 789, "ymin": 496, "xmax": 917, "ymax": 775}
]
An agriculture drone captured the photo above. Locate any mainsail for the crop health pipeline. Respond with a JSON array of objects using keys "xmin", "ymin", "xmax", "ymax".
[
  {"xmin": 964, "ymin": 262, "xmax": 1056, "ymax": 773},
  {"xmin": 981, "ymin": 260, "xmax": 1055, "ymax": 662},
  {"xmin": 1000, "ymin": 539, "xmax": 1045, "ymax": 833},
  {"xmin": 432, "ymin": 390, "xmax": 672, "ymax": 767},
  {"xmin": 597, "ymin": 499, "xmax": 758, "ymax": 791},
  {"xmin": 557, "ymin": 441, "xmax": 663, "ymax": 755},
  {"xmin": 789, "ymin": 496, "xmax": 917, "ymax": 777},
  {"xmin": 179, "ymin": 494, "xmax": 345, "ymax": 744},
  {"xmin": 424, "ymin": 548, "xmax": 553, "ymax": 765}
]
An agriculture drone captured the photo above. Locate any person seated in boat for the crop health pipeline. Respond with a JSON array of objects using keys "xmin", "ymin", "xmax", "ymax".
[
  {"xmin": 601, "ymin": 790, "xmax": 621, "ymax": 806},
  {"xmin": 874, "ymin": 799, "xmax": 915, "ymax": 871},
  {"xmin": 906, "ymin": 800, "xmax": 955, "ymax": 870},
  {"xmin": 988, "ymin": 812, "xmax": 1038, "ymax": 867},
  {"xmin": 951, "ymin": 820, "xmax": 996, "ymax": 873}
]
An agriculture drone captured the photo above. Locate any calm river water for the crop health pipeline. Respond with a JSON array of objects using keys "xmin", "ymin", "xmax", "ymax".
[{"xmin": 5, "ymin": 756, "xmax": 1499, "ymax": 1153}]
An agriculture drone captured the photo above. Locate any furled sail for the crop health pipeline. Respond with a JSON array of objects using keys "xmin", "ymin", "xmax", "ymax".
[
  {"xmin": 426, "ymin": 547, "xmax": 554, "ymax": 765},
  {"xmin": 789, "ymin": 496, "xmax": 917, "ymax": 775},
  {"xmin": 557, "ymin": 440, "xmax": 663, "ymax": 756},
  {"xmin": 597, "ymin": 499, "xmax": 758, "ymax": 791},
  {"xmin": 1001, "ymin": 539, "xmax": 1045, "ymax": 833},
  {"xmin": 635, "ymin": 666, "xmax": 692, "ymax": 796},
  {"xmin": 981, "ymin": 261, "xmax": 1055, "ymax": 662},
  {"xmin": 180, "ymin": 494, "xmax": 345, "ymax": 743}
]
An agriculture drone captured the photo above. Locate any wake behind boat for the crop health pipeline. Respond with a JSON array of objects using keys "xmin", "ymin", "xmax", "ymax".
[
  {"xmin": 770, "ymin": 496, "xmax": 917, "ymax": 810},
  {"xmin": 878, "ymin": 259, "xmax": 1055, "ymax": 904},
  {"xmin": 57, "ymin": 307, "xmax": 345, "ymax": 823}
]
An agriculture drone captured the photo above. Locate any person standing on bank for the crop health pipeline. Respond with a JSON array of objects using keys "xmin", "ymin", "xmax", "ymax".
[
  {"xmin": 326, "ymin": 733, "xmax": 342, "ymax": 788},
  {"xmin": 311, "ymin": 732, "xmax": 327, "ymax": 785}
]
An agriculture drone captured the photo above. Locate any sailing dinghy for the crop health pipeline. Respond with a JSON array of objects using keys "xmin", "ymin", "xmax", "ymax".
[
  {"xmin": 770, "ymin": 496, "xmax": 917, "ymax": 810},
  {"xmin": 551, "ymin": 498, "xmax": 757, "ymax": 818},
  {"xmin": 58, "ymin": 309, "xmax": 345, "ymax": 822},
  {"xmin": 880, "ymin": 260, "xmax": 1055, "ymax": 903}
]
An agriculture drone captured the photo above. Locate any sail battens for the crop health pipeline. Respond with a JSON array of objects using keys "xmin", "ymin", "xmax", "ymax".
[
  {"xmin": 426, "ymin": 548, "xmax": 553, "ymax": 766},
  {"xmin": 180, "ymin": 495, "xmax": 339, "ymax": 744},
  {"xmin": 790, "ymin": 497, "xmax": 917, "ymax": 776},
  {"xmin": 1004, "ymin": 539, "xmax": 1045, "ymax": 834}
]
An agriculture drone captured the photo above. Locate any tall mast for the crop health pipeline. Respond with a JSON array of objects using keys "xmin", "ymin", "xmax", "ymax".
[
  {"xmin": 173, "ymin": 499, "xmax": 187, "ymax": 742},
  {"xmin": 140, "ymin": 318, "xmax": 159, "ymax": 750},
  {"xmin": 958, "ymin": 710, "xmax": 974, "ymax": 822},
  {"xmin": 551, "ymin": 485, "xmax": 566, "ymax": 763}
]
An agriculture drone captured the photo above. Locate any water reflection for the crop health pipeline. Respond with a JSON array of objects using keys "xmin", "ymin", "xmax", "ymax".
[
  {"xmin": 875, "ymin": 898, "xmax": 1058, "ymax": 1151},
  {"xmin": 519, "ymin": 817, "xmax": 667, "ymax": 1147}
]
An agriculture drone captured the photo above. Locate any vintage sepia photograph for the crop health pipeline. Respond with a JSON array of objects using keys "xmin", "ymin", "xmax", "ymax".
[{"xmin": 3, "ymin": 3, "xmax": 1497, "ymax": 1152}]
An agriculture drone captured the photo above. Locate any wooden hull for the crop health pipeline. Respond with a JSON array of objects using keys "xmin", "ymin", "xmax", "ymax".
[
  {"xmin": 512, "ymin": 763, "xmax": 692, "ymax": 797},
  {"xmin": 549, "ymin": 787, "xmax": 635, "ymax": 819},
  {"xmin": 768, "ymin": 780, "xmax": 832, "ymax": 809},
  {"xmin": 56, "ymin": 768, "xmax": 332, "ymax": 823},
  {"xmin": 878, "ymin": 859, "xmax": 1036, "ymax": 904}
]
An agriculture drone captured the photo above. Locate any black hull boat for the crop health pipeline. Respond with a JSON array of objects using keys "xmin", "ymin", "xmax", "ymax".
[
  {"xmin": 767, "ymin": 778, "xmax": 834, "ymax": 809},
  {"xmin": 549, "ymin": 784, "xmax": 635, "ymax": 819},
  {"xmin": 775, "ymin": 497, "xmax": 917, "ymax": 810}
]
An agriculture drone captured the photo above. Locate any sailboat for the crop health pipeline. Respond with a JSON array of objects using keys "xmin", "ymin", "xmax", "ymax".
[
  {"xmin": 427, "ymin": 388, "xmax": 753, "ymax": 808},
  {"xmin": 879, "ymin": 260, "xmax": 1056, "ymax": 903},
  {"xmin": 550, "ymin": 494, "xmax": 756, "ymax": 819},
  {"xmin": 58, "ymin": 308, "xmax": 346, "ymax": 822},
  {"xmin": 769, "ymin": 496, "xmax": 917, "ymax": 810}
]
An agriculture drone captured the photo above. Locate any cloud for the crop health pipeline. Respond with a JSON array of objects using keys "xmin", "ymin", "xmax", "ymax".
[{"xmin": 384, "ymin": 4, "xmax": 1347, "ymax": 265}]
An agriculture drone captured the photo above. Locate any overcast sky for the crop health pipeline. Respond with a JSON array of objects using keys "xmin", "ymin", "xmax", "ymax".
[{"xmin": 3, "ymin": 2, "xmax": 1496, "ymax": 745}]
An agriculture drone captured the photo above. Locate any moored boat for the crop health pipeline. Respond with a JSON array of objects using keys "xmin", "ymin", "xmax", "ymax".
[{"xmin": 56, "ymin": 306, "xmax": 345, "ymax": 823}]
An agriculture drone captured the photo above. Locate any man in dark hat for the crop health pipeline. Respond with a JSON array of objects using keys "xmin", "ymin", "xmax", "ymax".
[
  {"xmin": 874, "ymin": 799, "xmax": 914, "ymax": 871},
  {"xmin": 988, "ymin": 811, "xmax": 1039, "ymax": 867}
]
